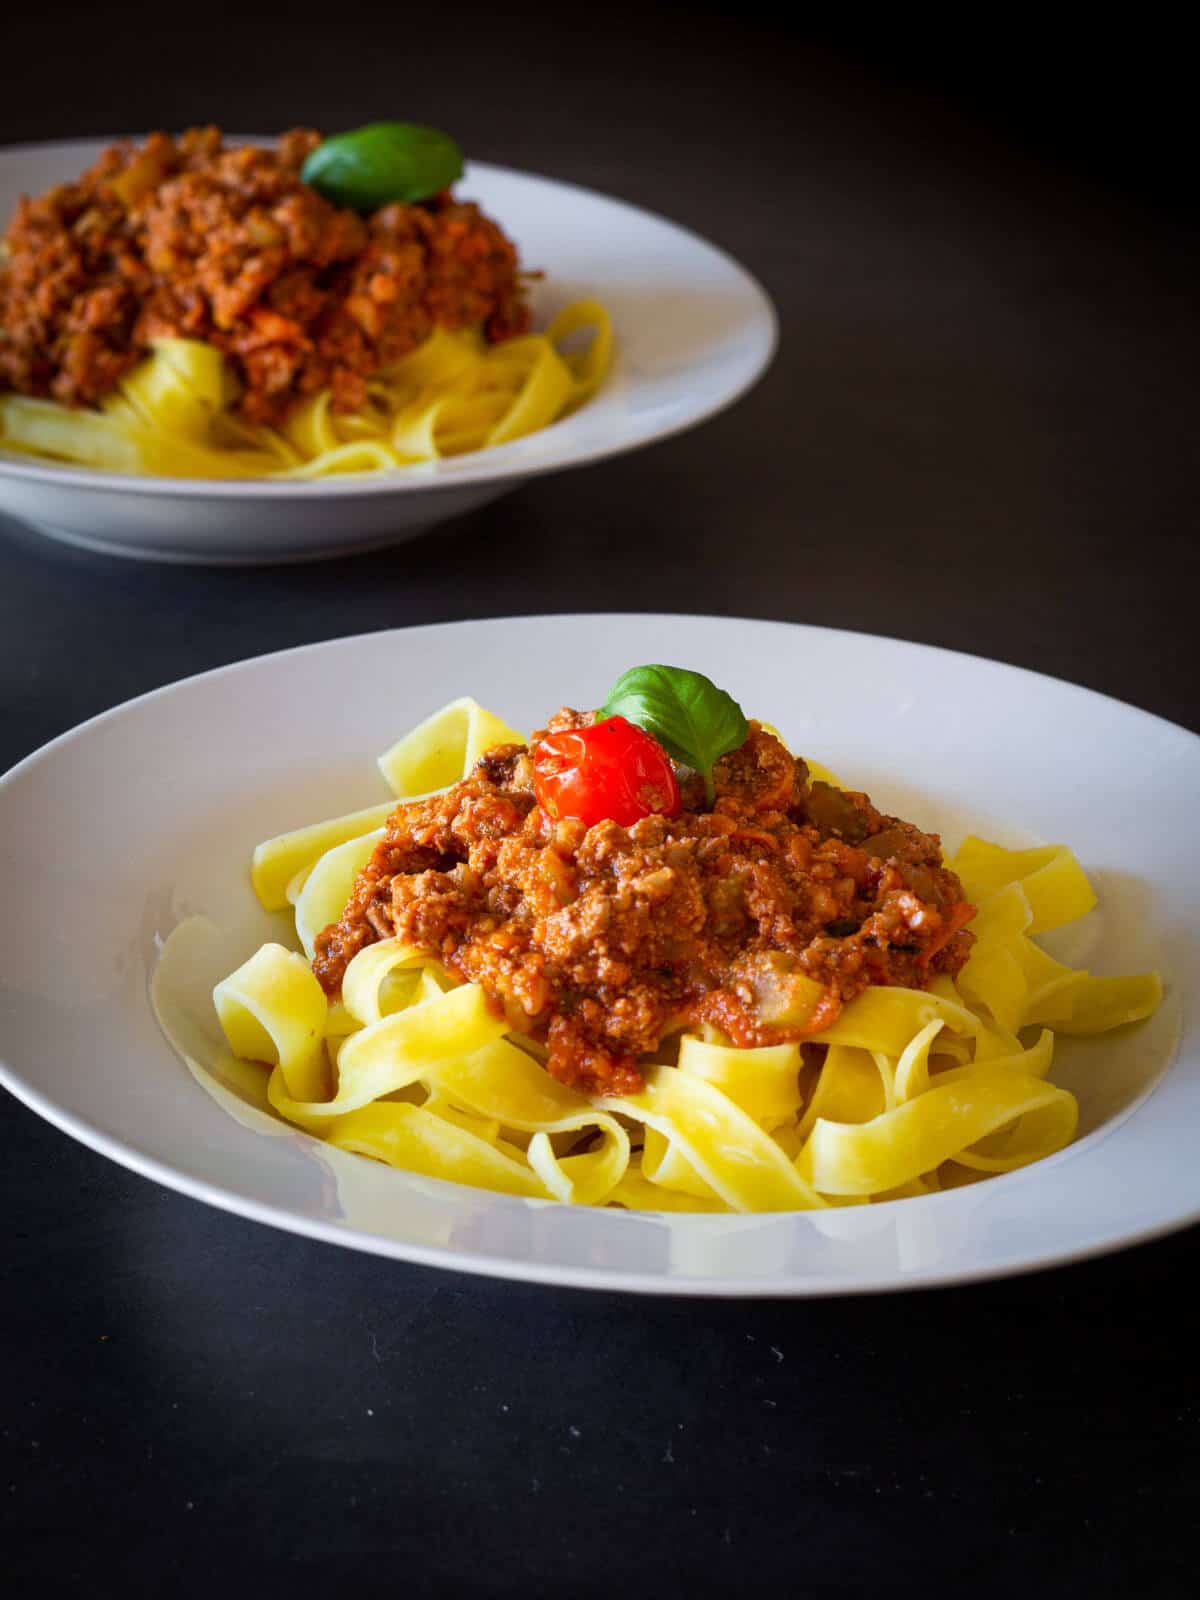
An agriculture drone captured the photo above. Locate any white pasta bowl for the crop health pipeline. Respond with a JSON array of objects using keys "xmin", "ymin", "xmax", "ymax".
[
  {"xmin": 0, "ymin": 613, "xmax": 1196, "ymax": 1296},
  {"xmin": 0, "ymin": 139, "xmax": 777, "ymax": 564}
]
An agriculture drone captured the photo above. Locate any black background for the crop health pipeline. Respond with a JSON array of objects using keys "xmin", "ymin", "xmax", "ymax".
[{"xmin": 2, "ymin": 8, "xmax": 1197, "ymax": 1596}]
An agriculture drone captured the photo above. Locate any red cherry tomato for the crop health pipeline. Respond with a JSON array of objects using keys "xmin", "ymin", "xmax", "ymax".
[{"xmin": 532, "ymin": 716, "xmax": 682, "ymax": 828}]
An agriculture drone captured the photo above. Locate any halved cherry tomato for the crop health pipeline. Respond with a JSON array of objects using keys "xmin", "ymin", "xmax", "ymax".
[{"xmin": 532, "ymin": 716, "xmax": 682, "ymax": 828}]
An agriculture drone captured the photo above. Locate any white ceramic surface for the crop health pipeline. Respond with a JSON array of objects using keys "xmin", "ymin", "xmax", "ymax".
[
  {"xmin": 0, "ymin": 141, "xmax": 777, "ymax": 564},
  {"xmin": 0, "ymin": 614, "xmax": 1194, "ymax": 1295}
]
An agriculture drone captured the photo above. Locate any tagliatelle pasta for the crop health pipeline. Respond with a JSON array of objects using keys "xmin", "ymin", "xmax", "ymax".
[
  {"xmin": 0, "ymin": 302, "xmax": 612, "ymax": 480},
  {"xmin": 186, "ymin": 697, "xmax": 1165, "ymax": 1213}
]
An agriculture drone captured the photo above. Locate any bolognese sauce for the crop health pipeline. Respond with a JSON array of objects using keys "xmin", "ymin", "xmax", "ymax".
[
  {"xmin": 313, "ymin": 713, "xmax": 976, "ymax": 1096},
  {"xmin": 0, "ymin": 127, "xmax": 529, "ymax": 424}
]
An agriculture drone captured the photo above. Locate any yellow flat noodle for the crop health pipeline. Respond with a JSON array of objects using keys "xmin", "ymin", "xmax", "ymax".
[
  {"xmin": 951, "ymin": 836, "xmax": 1098, "ymax": 933},
  {"xmin": 676, "ymin": 1035, "xmax": 804, "ymax": 1129},
  {"xmin": 927, "ymin": 973, "xmax": 965, "ymax": 1004},
  {"xmin": 608, "ymin": 1164, "xmax": 727, "ymax": 1214},
  {"xmin": 971, "ymin": 1018, "xmax": 1026, "ymax": 1061},
  {"xmin": 324, "ymin": 998, "xmax": 360, "ymax": 1038},
  {"xmin": 927, "ymin": 1035, "xmax": 973, "ymax": 1066},
  {"xmin": 293, "ymin": 828, "xmax": 385, "ymax": 959},
  {"xmin": 329, "ymin": 1102, "xmax": 548, "ymax": 1199},
  {"xmin": 770, "ymin": 1121, "xmax": 806, "ymax": 1161},
  {"xmin": 4, "ymin": 338, "xmax": 276, "ymax": 476},
  {"xmin": 370, "ymin": 970, "xmax": 425, "ymax": 1019},
  {"xmin": 811, "ymin": 984, "xmax": 977, "ymax": 1057},
  {"xmin": 389, "ymin": 396, "xmax": 450, "ymax": 462},
  {"xmin": 958, "ymin": 877, "xmax": 1160, "ymax": 1034},
  {"xmin": 280, "ymin": 387, "xmax": 387, "ymax": 457},
  {"xmin": 390, "ymin": 390, "xmax": 515, "ymax": 461},
  {"xmin": 423, "ymin": 1035, "xmax": 589, "ymax": 1126},
  {"xmin": 797, "ymin": 1066, "xmax": 1078, "ymax": 1196},
  {"xmin": 259, "ymin": 974, "xmax": 506, "ymax": 1130},
  {"xmin": 795, "ymin": 1044, "xmax": 887, "ymax": 1142},
  {"xmin": 285, "ymin": 866, "xmax": 311, "ymax": 906},
  {"xmin": 251, "ymin": 800, "xmax": 397, "ymax": 911},
  {"xmin": 875, "ymin": 1174, "xmax": 942, "ymax": 1202},
  {"xmin": 1, "ymin": 395, "xmax": 147, "ymax": 471},
  {"xmin": 923, "ymin": 980, "xmax": 974, "ymax": 1064},
  {"xmin": 434, "ymin": 393, "xmax": 515, "ymax": 457},
  {"xmin": 640, "ymin": 1126, "xmax": 721, "ymax": 1201},
  {"xmin": 891, "ymin": 1020, "xmax": 945, "ymax": 1104},
  {"xmin": 266, "ymin": 1063, "xmax": 341, "ymax": 1135},
  {"xmin": 317, "ymin": 981, "xmax": 507, "ymax": 1117},
  {"xmin": 97, "ymin": 394, "xmax": 143, "ymax": 430},
  {"xmin": 873, "ymin": 1052, "xmax": 898, "ymax": 1111},
  {"xmin": 417, "ymin": 966, "xmax": 455, "ymax": 1002},
  {"xmin": 385, "ymin": 325, "xmax": 484, "ymax": 391},
  {"xmin": 483, "ymin": 337, "xmax": 573, "ymax": 447},
  {"xmin": 950, "ymin": 1098, "xmax": 1078, "ymax": 1173},
  {"xmin": 934, "ymin": 1029, "xmax": 1055, "ymax": 1087},
  {"xmin": 957, "ymin": 879, "xmax": 1089, "ymax": 1032},
  {"xmin": 1016, "ymin": 941, "xmax": 1088, "ymax": 1026},
  {"xmin": 376, "ymin": 697, "xmax": 524, "ymax": 796},
  {"xmin": 957, "ymin": 943, "xmax": 1029, "ymax": 1035},
  {"xmin": 544, "ymin": 300, "xmax": 613, "ymax": 406},
  {"xmin": 421, "ymin": 1038, "xmax": 630, "ymax": 1203},
  {"xmin": 329, "ymin": 993, "xmax": 632, "ymax": 1204},
  {"xmin": 1053, "ymin": 973, "xmax": 1164, "ymax": 1035},
  {"xmin": 336, "ymin": 406, "xmax": 391, "ymax": 442},
  {"xmin": 213, "ymin": 943, "xmax": 329, "ymax": 1102},
  {"xmin": 0, "ymin": 391, "xmax": 277, "ymax": 477},
  {"xmin": 1, "ymin": 304, "xmax": 611, "ymax": 481},
  {"xmin": 968, "ymin": 881, "xmax": 1033, "ymax": 943},
  {"xmin": 281, "ymin": 1025, "xmax": 429, "ymax": 1120},
  {"xmin": 966, "ymin": 883, "xmax": 1080, "ymax": 1015},
  {"xmin": 420, "ymin": 1094, "xmax": 502, "ymax": 1146},
  {"xmin": 932, "ymin": 1035, "xmax": 1066, "ymax": 1170},
  {"xmin": 607, "ymin": 1067, "xmax": 826, "ymax": 1212},
  {"xmin": 210, "ymin": 409, "xmax": 303, "ymax": 467},
  {"xmin": 117, "ymin": 337, "xmax": 232, "ymax": 438},
  {"xmin": 281, "ymin": 391, "xmax": 339, "ymax": 458},
  {"xmin": 278, "ymin": 440, "xmax": 401, "ymax": 478},
  {"xmin": 341, "ymin": 937, "xmax": 443, "ymax": 1025},
  {"xmin": 527, "ymin": 1124, "xmax": 631, "ymax": 1206}
]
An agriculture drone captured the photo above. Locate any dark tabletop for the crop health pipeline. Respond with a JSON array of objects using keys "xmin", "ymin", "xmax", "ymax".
[{"xmin": 2, "ymin": 9, "xmax": 1197, "ymax": 1597}]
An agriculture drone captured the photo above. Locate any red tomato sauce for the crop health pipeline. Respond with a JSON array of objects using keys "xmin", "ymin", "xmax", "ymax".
[
  {"xmin": 313, "ymin": 714, "xmax": 976, "ymax": 1097},
  {"xmin": 0, "ymin": 128, "xmax": 529, "ymax": 425}
]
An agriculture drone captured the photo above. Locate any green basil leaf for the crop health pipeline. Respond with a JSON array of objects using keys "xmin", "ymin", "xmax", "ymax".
[
  {"xmin": 601, "ymin": 664, "xmax": 750, "ymax": 804},
  {"xmin": 301, "ymin": 122, "xmax": 464, "ymax": 212}
]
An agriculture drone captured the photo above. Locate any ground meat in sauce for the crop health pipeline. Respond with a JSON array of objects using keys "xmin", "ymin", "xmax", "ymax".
[
  {"xmin": 313, "ymin": 715, "xmax": 976, "ymax": 1097},
  {"xmin": 0, "ymin": 127, "xmax": 529, "ymax": 425}
]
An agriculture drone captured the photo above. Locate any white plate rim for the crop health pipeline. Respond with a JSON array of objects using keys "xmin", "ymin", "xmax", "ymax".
[{"xmin": 1, "ymin": 612, "xmax": 1196, "ymax": 1296}]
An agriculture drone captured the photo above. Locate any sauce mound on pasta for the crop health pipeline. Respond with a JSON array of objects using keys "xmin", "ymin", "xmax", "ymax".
[
  {"xmin": 0, "ymin": 127, "xmax": 529, "ymax": 425},
  {"xmin": 313, "ymin": 713, "xmax": 977, "ymax": 1095}
]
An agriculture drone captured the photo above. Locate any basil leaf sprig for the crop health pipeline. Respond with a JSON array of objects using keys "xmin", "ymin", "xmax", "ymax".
[
  {"xmin": 601, "ymin": 665, "xmax": 750, "ymax": 805},
  {"xmin": 301, "ymin": 122, "xmax": 465, "ymax": 212}
]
